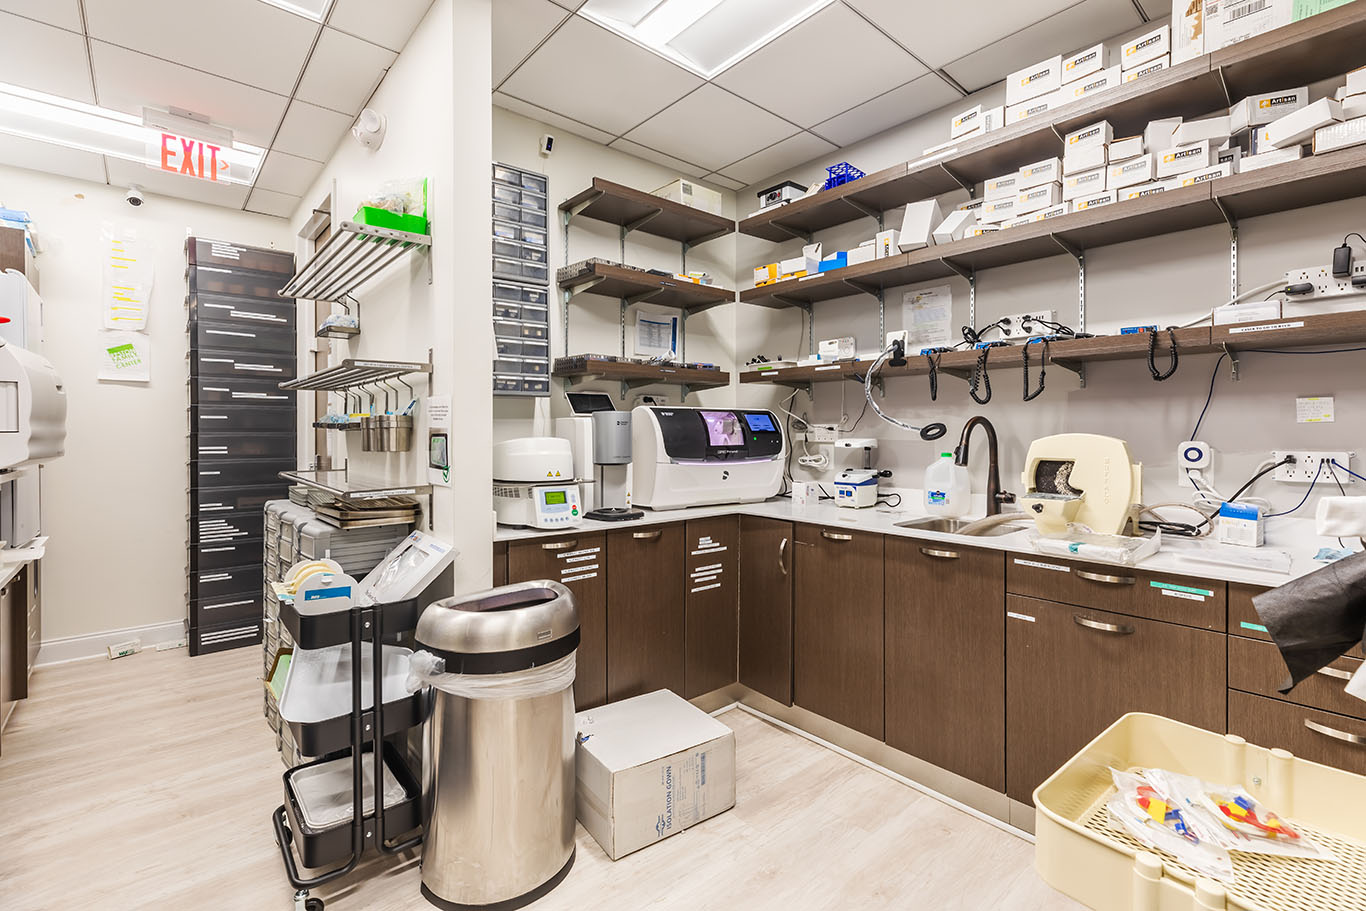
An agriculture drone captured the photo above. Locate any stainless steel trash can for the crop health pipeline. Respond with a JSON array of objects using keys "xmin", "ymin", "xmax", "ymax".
[{"xmin": 415, "ymin": 581, "xmax": 578, "ymax": 910}]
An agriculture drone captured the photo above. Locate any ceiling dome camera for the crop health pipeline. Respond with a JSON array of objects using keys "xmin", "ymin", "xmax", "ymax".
[{"xmin": 125, "ymin": 185, "xmax": 145, "ymax": 207}]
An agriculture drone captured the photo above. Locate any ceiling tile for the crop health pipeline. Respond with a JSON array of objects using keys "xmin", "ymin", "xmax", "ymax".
[
  {"xmin": 493, "ymin": 0, "xmax": 568, "ymax": 87},
  {"xmin": 296, "ymin": 28, "xmax": 395, "ymax": 115},
  {"xmin": 272, "ymin": 99, "xmax": 352, "ymax": 162},
  {"xmin": 91, "ymin": 41, "xmax": 287, "ymax": 147},
  {"xmin": 718, "ymin": 132, "xmax": 839, "ymax": 189},
  {"xmin": 846, "ymin": 0, "xmax": 1079, "ymax": 70},
  {"xmin": 500, "ymin": 15, "xmax": 702, "ymax": 136},
  {"xmin": 607, "ymin": 138, "xmax": 708, "ymax": 179},
  {"xmin": 547, "ymin": 0, "xmax": 585, "ymax": 8},
  {"xmin": 254, "ymin": 149, "xmax": 323, "ymax": 196},
  {"xmin": 705, "ymin": 174, "xmax": 747, "ymax": 192},
  {"xmin": 246, "ymin": 186, "xmax": 301, "ymax": 218},
  {"xmin": 84, "ymin": 0, "xmax": 317, "ymax": 94},
  {"xmin": 812, "ymin": 73, "xmax": 963, "ymax": 147},
  {"xmin": 0, "ymin": 134, "xmax": 105, "ymax": 183},
  {"xmin": 1136, "ymin": 0, "xmax": 1165, "ymax": 18},
  {"xmin": 328, "ymin": 0, "xmax": 434, "ymax": 53},
  {"xmin": 493, "ymin": 92, "xmax": 615, "ymax": 145},
  {"xmin": 945, "ymin": 0, "xmax": 1143, "ymax": 93},
  {"xmin": 622, "ymin": 84, "xmax": 798, "ymax": 173},
  {"xmin": 0, "ymin": 1, "xmax": 82, "ymax": 31},
  {"xmin": 0, "ymin": 12, "xmax": 94, "ymax": 103},
  {"xmin": 714, "ymin": 3, "xmax": 927, "ymax": 129},
  {"xmin": 106, "ymin": 155, "xmax": 249, "ymax": 208}
]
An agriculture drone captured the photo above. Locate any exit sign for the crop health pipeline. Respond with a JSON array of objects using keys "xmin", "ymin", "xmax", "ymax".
[{"xmin": 153, "ymin": 132, "xmax": 229, "ymax": 182}]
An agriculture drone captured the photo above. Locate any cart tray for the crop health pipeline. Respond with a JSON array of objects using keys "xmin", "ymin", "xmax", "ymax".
[
  {"xmin": 278, "ymin": 643, "xmax": 427, "ymax": 756},
  {"xmin": 278, "ymin": 594, "xmax": 419, "ymax": 649}
]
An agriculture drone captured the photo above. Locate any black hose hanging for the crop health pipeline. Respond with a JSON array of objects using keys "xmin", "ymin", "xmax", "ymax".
[
  {"xmin": 969, "ymin": 348, "xmax": 992, "ymax": 404},
  {"xmin": 926, "ymin": 351, "xmax": 942, "ymax": 401},
  {"xmin": 1023, "ymin": 338, "xmax": 1047, "ymax": 401},
  {"xmin": 1148, "ymin": 327, "xmax": 1179, "ymax": 381}
]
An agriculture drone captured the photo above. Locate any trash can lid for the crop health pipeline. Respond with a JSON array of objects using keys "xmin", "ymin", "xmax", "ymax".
[{"xmin": 416, "ymin": 580, "xmax": 579, "ymax": 674}]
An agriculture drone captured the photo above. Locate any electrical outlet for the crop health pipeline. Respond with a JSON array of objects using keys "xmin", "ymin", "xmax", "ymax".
[
  {"xmin": 806, "ymin": 424, "xmax": 838, "ymax": 444},
  {"xmin": 997, "ymin": 310, "xmax": 1056, "ymax": 342},
  {"xmin": 885, "ymin": 329, "xmax": 908, "ymax": 350},
  {"xmin": 1271, "ymin": 451, "xmax": 1355, "ymax": 484},
  {"xmin": 1283, "ymin": 263, "xmax": 1366, "ymax": 300}
]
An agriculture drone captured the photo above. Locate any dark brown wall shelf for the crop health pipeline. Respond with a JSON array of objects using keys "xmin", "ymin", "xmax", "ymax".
[
  {"xmin": 737, "ymin": 5, "xmax": 1366, "ymax": 244},
  {"xmin": 559, "ymin": 262, "xmax": 735, "ymax": 313},
  {"xmin": 560, "ymin": 178, "xmax": 735, "ymax": 247},
  {"xmin": 553, "ymin": 359, "xmax": 731, "ymax": 389}
]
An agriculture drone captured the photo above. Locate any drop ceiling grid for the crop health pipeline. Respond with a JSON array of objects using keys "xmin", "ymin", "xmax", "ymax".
[{"xmin": 493, "ymin": 0, "xmax": 1154, "ymax": 189}]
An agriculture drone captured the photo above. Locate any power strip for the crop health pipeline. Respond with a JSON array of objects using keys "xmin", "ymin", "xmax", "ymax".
[
  {"xmin": 1283, "ymin": 262, "xmax": 1366, "ymax": 300},
  {"xmin": 1271, "ymin": 450, "xmax": 1355, "ymax": 484},
  {"xmin": 996, "ymin": 310, "xmax": 1056, "ymax": 342}
]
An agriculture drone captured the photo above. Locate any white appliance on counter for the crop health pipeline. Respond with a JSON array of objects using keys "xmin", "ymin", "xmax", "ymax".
[
  {"xmin": 493, "ymin": 437, "xmax": 583, "ymax": 530},
  {"xmin": 631, "ymin": 406, "xmax": 786, "ymax": 510}
]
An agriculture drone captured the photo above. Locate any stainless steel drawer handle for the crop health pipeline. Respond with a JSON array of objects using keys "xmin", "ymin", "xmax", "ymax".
[
  {"xmin": 1077, "ymin": 570, "xmax": 1136, "ymax": 585},
  {"xmin": 1304, "ymin": 718, "xmax": 1366, "ymax": 746},
  {"xmin": 821, "ymin": 531, "xmax": 854, "ymax": 541},
  {"xmin": 632, "ymin": 530, "xmax": 662, "ymax": 540},
  {"xmin": 920, "ymin": 547, "xmax": 960, "ymax": 560},
  {"xmin": 778, "ymin": 537, "xmax": 789, "ymax": 576},
  {"xmin": 1316, "ymin": 666, "xmax": 1354, "ymax": 682},
  {"xmin": 1073, "ymin": 614, "xmax": 1135, "ymax": 635},
  {"xmin": 541, "ymin": 540, "xmax": 577, "ymax": 551}
]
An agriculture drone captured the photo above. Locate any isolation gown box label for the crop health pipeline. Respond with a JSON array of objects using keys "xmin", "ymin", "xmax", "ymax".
[{"xmin": 575, "ymin": 689, "xmax": 736, "ymax": 860}]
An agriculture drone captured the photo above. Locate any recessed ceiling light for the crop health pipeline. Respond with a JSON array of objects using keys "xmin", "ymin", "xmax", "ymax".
[
  {"xmin": 579, "ymin": 0, "xmax": 836, "ymax": 78},
  {"xmin": 257, "ymin": 0, "xmax": 333, "ymax": 22},
  {"xmin": 0, "ymin": 83, "xmax": 263, "ymax": 186}
]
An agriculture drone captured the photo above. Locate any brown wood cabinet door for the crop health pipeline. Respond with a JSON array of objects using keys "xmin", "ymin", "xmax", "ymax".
[
  {"xmin": 607, "ymin": 524, "xmax": 685, "ymax": 702},
  {"xmin": 1229, "ymin": 636, "xmax": 1366, "ymax": 721},
  {"xmin": 508, "ymin": 533, "xmax": 607, "ymax": 709},
  {"xmin": 793, "ymin": 525, "xmax": 884, "ymax": 739},
  {"xmin": 1005, "ymin": 595, "xmax": 1226, "ymax": 803},
  {"xmin": 492, "ymin": 542, "xmax": 508, "ymax": 588},
  {"xmin": 739, "ymin": 516, "xmax": 794, "ymax": 705},
  {"xmin": 684, "ymin": 516, "xmax": 738, "ymax": 699},
  {"xmin": 886, "ymin": 539, "xmax": 1004, "ymax": 791},
  {"xmin": 1229, "ymin": 690, "xmax": 1366, "ymax": 776}
]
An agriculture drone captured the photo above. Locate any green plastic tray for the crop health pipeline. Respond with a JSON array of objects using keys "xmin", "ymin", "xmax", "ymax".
[{"xmin": 354, "ymin": 206, "xmax": 428, "ymax": 236}]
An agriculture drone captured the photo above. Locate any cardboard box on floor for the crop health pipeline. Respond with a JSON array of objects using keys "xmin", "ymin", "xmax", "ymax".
[{"xmin": 575, "ymin": 690, "xmax": 736, "ymax": 860}]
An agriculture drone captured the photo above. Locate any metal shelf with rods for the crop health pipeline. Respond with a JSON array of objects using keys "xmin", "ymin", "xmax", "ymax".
[
  {"xmin": 280, "ymin": 467, "xmax": 433, "ymax": 502},
  {"xmin": 281, "ymin": 221, "xmax": 432, "ymax": 303},
  {"xmin": 279, "ymin": 356, "xmax": 432, "ymax": 392}
]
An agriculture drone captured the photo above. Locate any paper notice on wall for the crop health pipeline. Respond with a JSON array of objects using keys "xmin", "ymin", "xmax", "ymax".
[
  {"xmin": 1296, "ymin": 396, "xmax": 1334, "ymax": 423},
  {"xmin": 902, "ymin": 285, "xmax": 952, "ymax": 350},
  {"xmin": 98, "ymin": 331, "xmax": 150, "ymax": 383},
  {"xmin": 101, "ymin": 226, "xmax": 154, "ymax": 330},
  {"xmin": 633, "ymin": 305, "xmax": 679, "ymax": 358}
]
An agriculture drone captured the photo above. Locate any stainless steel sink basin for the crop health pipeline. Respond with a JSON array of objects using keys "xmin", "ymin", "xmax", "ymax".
[{"xmin": 893, "ymin": 516, "xmax": 1027, "ymax": 537}]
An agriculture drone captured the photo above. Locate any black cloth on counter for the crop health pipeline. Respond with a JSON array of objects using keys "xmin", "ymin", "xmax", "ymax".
[{"xmin": 1253, "ymin": 550, "xmax": 1366, "ymax": 693}]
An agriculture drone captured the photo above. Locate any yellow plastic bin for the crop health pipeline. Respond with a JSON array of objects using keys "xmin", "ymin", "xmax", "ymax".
[{"xmin": 1034, "ymin": 713, "xmax": 1366, "ymax": 911}]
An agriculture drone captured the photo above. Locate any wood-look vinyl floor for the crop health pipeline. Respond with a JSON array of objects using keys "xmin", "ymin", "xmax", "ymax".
[{"xmin": 0, "ymin": 648, "xmax": 1083, "ymax": 910}]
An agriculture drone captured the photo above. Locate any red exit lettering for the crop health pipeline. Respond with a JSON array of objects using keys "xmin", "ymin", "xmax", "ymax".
[{"xmin": 159, "ymin": 133, "xmax": 227, "ymax": 182}]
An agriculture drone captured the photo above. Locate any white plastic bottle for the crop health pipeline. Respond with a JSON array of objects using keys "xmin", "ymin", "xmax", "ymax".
[{"xmin": 923, "ymin": 452, "xmax": 971, "ymax": 517}]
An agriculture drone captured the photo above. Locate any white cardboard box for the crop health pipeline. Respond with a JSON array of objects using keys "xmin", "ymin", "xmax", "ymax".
[
  {"xmin": 1059, "ymin": 65, "xmax": 1122, "ymax": 102},
  {"xmin": 1173, "ymin": 115, "xmax": 1231, "ymax": 146},
  {"xmin": 1108, "ymin": 154, "xmax": 1156, "ymax": 190},
  {"xmin": 1001, "ymin": 214, "xmax": 1035, "ymax": 229},
  {"xmin": 1343, "ymin": 94, "xmax": 1366, "ymax": 121},
  {"xmin": 1314, "ymin": 116, "xmax": 1366, "ymax": 154},
  {"xmin": 1144, "ymin": 117, "xmax": 1182, "ymax": 152},
  {"xmin": 1262, "ymin": 97, "xmax": 1343, "ymax": 148},
  {"xmin": 1109, "ymin": 135, "xmax": 1145, "ymax": 162},
  {"xmin": 1172, "ymin": 0, "xmax": 1206, "ymax": 64},
  {"xmin": 1006, "ymin": 93, "xmax": 1063, "ymax": 124},
  {"xmin": 1064, "ymin": 144, "xmax": 1109, "ymax": 176},
  {"xmin": 846, "ymin": 242, "xmax": 877, "ymax": 266},
  {"xmin": 1065, "ymin": 120, "xmax": 1113, "ymax": 152},
  {"xmin": 984, "ymin": 172, "xmax": 1021, "ymax": 201},
  {"xmin": 1349, "ymin": 66, "xmax": 1366, "ymax": 98},
  {"xmin": 1072, "ymin": 189, "xmax": 1118, "ymax": 212},
  {"xmin": 1208, "ymin": 0, "xmax": 1290, "ymax": 50},
  {"xmin": 1156, "ymin": 140, "xmax": 1218, "ymax": 178},
  {"xmin": 1063, "ymin": 43, "xmax": 1107, "ymax": 82},
  {"xmin": 1240, "ymin": 145, "xmax": 1305, "ymax": 172},
  {"xmin": 1122, "ymin": 24, "xmax": 1170, "ymax": 69},
  {"xmin": 1063, "ymin": 167, "xmax": 1108, "ymax": 201},
  {"xmin": 1017, "ymin": 157, "xmax": 1063, "ymax": 190},
  {"xmin": 982, "ymin": 105, "xmax": 1005, "ymax": 132},
  {"xmin": 1006, "ymin": 54, "xmax": 1063, "ymax": 106},
  {"xmin": 1029, "ymin": 203, "xmax": 1070, "ymax": 222},
  {"xmin": 875, "ymin": 229, "xmax": 901, "ymax": 258},
  {"xmin": 897, "ymin": 200, "xmax": 943, "ymax": 251},
  {"xmin": 1229, "ymin": 87, "xmax": 1308, "ymax": 132},
  {"xmin": 932, "ymin": 209, "xmax": 977, "ymax": 244},
  {"xmin": 951, "ymin": 104, "xmax": 984, "ymax": 138},
  {"xmin": 653, "ymin": 179, "xmax": 723, "ymax": 216},
  {"xmin": 957, "ymin": 197, "xmax": 986, "ymax": 213},
  {"xmin": 966, "ymin": 224, "xmax": 1001, "ymax": 237},
  {"xmin": 575, "ymin": 690, "xmax": 736, "ymax": 860},
  {"xmin": 1016, "ymin": 182, "xmax": 1063, "ymax": 214},
  {"xmin": 979, "ymin": 196, "xmax": 1019, "ymax": 224},
  {"xmin": 1120, "ymin": 179, "xmax": 1178, "ymax": 202},
  {"xmin": 1124, "ymin": 55, "xmax": 1171, "ymax": 83},
  {"xmin": 1174, "ymin": 162, "xmax": 1233, "ymax": 188}
]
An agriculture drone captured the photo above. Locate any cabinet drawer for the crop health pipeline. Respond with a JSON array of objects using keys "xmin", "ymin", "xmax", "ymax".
[
  {"xmin": 189, "ymin": 239, "xmax": 294, "ymax": 275},
  {"xmin": 191, "ymin": 591, "xmax": 263, "ymax": 627},
  {"xmin": 1229, "ymin": 690, "xmax": 1366, "ymax": 776},
  {"xmin": 189, "ymin": 267, "xmax": 289, "ymax": 300},
  {"xmin": 1006, "ymin": 555, "xmax": 1225, "ymax": 630},
  {"xmin": 192, "ymin": 509, "xmax": 264, "ymax": 544},
  {"xmin": 192, "ymin": 405, "xmax": 296, "ymax": 434},
  {"xmin": 191, "ymin": 459, "xmax": 293, "ymax": 490},
  {"xmin": 190, "ymin": 567, "xmax": 262, "ymax": 601},
  {"xmin": 190, "ymin": 290, "xmax": 297, "ymax": 324},
  {"xmin": 1229, "ymin": 582, "xmax": 1272, "ymax": 640},
  {"xmin": 192, "ymin": 317, "xmax": 296, "ymax": 353},
  {"xmin": 194, "ymin": 485, "xmax": 284, "ymax": 514},
  {"xmin": 684, "ymin": 516, "xmax": 739, "ymax": 699},
  {"xmin": 192, "ymin": 348, "xmax": 296, "ymax": 381},
  {"xmin": 1229, "ymin": 636, "xmax": 1366, "ymax": 721},
  {"xmin": 194, "ymin": 433, "xmax": 295, "ymax": 462},
  {"xmin": 190, "ymin": 539, "xmax": 264, "ymax": 573},
  {"xmin": 190, "ymin": 618, "xmax": 263, "ymax": 656},
  {"xmin": 189, "ymin": 375, "xmax": 294, "ymax": 407}
]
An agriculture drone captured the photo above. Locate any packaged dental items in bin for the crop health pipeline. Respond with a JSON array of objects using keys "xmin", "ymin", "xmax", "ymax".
[{"xmin": 355, "ymin": 177, "xmax": 428, "ymax": 234}]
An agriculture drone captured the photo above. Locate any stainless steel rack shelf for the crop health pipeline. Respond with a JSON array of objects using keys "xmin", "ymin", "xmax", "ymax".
[
  {"xmin": 315, "ymin": 324, "xmax": 361, "ymax": 340},
  {"xmin": 281, "ymin": 221, "xmax": 431, "ymax": 303},
  {"xmin": 280, "ymin": 468, "xmax": 433, "ymax": 502},
  {"xmin": 279, "ymin": 357, "xmax": 432, "ymax": 392}
]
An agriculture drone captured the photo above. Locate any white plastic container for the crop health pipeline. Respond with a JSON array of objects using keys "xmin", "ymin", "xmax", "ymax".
[{"xmin": 923, "ymin": 452, "xmax": 970, "ymax": 517}]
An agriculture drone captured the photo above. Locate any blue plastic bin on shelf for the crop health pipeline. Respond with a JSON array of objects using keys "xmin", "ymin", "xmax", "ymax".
[{"xmin": 822, "ymin": 162, "xmax": 865, "ymax": 190}]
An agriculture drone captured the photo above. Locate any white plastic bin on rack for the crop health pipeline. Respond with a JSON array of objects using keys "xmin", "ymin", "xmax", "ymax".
[
  {"xmin": 1034, "ymin": 712, "xmax": 1366, "ymax": 911},
  {"xmin": 288, "ymin": 751, "xmax": 407, "ymax": 830},
  {"xmin": 278, "ymin": 644, "xmax": 412, "ymax": 723}
]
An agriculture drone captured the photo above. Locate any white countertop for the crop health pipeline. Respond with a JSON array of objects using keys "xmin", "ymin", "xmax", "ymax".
[{"xmin": 496, "ymin": 500, "xmax": 1338, "ymax": 590}]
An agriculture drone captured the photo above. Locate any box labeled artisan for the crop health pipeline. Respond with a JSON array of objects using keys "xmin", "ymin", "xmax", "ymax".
[
  {"xmin": 1017, "ymin": 157, "xmax": 1062, "ymax": 190},
  {"xmin": 1107, "ymin": 154, "xmax": 1156, "ymax": 190},
  {"xmin": 1063, "ymin": 43, "xmax": 1107, "ymax": 81},
  {"xmin": 1176, "ymin": 162, "xmax": 1233, "ymax": 187},
  {"xmin": 1109, "ymin": 135, "xmax": 1145, "ymax": 162},
  {"xmin": 1063, "ymin": 167, "xmax": 1107, "ymax": 201},
  {"xmin": 1016, "ymin": 183, "xmax": 1063, "ymax": 214},
  {"xmin": 984, "ymin": 172, "xmax": 1020, "ymax": 201},
  {"xmin": 1122, "ymin": 24, "xmax": 1170, "ymax": 70},
  {"xmin": 1060, "ymin": 65, "xmax": 1122, "ymax": 101},
  {"xmin": 1124, "ymin": 55, "xmax": 1170, "ymax": 83},
  {"xmin": 1229, "ymin": 87, "xmax": 1308, "ymax": 132},
  {"xmin": 575, "ymin": 690, "xmax": 736, "ymax": 860},
  {"xmin": 1064, "ymin": 144, "xmax": 1108, "ymax": 176},
  {"xmin": 1006, "ymin": 93, "xmax": 1063, "ymax": 124},
  {"xmin": 1006, "ymin": 54, "xmax": 1063, "ymax": 105},
  {"xmin": 1156, "ymin": 140, "xmax": 1218, "ymax": 178},
  {"xmin": 1072, "ymin": 189, "xmax": 1118, "ymax": 212}
]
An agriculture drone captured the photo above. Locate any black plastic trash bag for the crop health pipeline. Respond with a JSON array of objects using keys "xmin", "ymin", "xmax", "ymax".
[{"xmin": 1252, "ymin": 551, "xmax": 1366, "ymax": 693}]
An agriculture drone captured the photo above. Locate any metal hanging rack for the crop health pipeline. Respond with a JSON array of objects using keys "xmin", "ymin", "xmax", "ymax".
[{"xmin": 281, "ymin": 221, "xmax": 432, "ymax": 303}]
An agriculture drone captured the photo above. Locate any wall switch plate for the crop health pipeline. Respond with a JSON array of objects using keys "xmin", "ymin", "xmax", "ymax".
[
  {"xmin": 1271, "ymin": 450, "xmax": 1355, "ymax": 483},
  {"xmin": 806, "ymin": 424, "xmax": 838, "ymax": 444},
  {"xmin": 1283, "ymin": 263, "xmax": 1366, "ymax": 300},
  {"xmin": 997, "ymin": 310, "xmax": 1056, "ymax": 342}
]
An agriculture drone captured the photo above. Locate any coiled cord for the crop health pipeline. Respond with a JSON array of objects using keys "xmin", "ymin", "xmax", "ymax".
[
  {"xmin": 1023, "ymin": 338, "xmax": 1047, "ymax": 402},
  {"xmin": 969, "ymin": 348, "xmax": 992, "ymax": 404},
  {"xmin": 1147, "ymin": 327, "xmax": 1179, "ymax": 381}
]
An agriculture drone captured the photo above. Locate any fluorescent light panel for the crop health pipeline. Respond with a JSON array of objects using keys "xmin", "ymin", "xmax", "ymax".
[
  {"xmin": 579, "ymin": 0, "xmax": 836, "ymax": 78},
  {"xmin": 0, "ymin": 83, "xmax": 263, "ymax": 185},
  {"xmin": 256, "ymin": 0, "xmax": 333, "ymax": 21}
]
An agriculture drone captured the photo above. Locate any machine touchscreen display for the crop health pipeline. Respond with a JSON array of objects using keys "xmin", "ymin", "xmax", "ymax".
[
  {"xmin": 743, "ymin": 413, "xmax": 776, "ymax": 433},
  {"xmin": 699, "ymin": 411, "xmax": 744, "ymax": 447}
]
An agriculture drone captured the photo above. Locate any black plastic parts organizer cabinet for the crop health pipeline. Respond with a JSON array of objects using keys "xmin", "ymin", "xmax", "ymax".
[{"xmin": 186, "ymin": 238, "xmax": 297, "ymax": 656}]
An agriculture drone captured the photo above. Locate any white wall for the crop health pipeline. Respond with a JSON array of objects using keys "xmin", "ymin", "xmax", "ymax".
[
  {"xmin": 491, "ymin": 107, "xmax": 738, "ymax": 443},
  {"xmin": 731, "ymin": 18, "xmax": 1366, "ymax": 517},
  {"xmin": 0, "ymin": 164, "xmax": 292, "ymax": 644}
]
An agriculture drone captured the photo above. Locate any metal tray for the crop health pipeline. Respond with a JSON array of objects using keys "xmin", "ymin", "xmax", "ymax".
[{"xmin": 279, "ymin": 595, "xmax": 419, "ymax": 650}]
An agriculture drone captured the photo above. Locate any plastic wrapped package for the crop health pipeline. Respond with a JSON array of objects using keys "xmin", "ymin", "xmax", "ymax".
[{"xmin": 406, "ymin": 651, "xmax": 575, "ymax": 700}]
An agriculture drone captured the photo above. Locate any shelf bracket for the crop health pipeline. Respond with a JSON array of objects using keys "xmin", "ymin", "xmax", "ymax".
[
  {"xmin": 623, "ymin": 208, "xmax": 664, "ymax": 239},
  {"xmin": 842, "ymin": 278, "xmax": 883, "ymax": 300},
  {"xmin": 563, "ymin": 274, "xmax": 606, "ymax": 301},
  {"xmin": 1223, "ymin": 343, "xmax": 1241, "ymax": 382},
  {"xmin": 563, "ymin": 191, "xmax": 604, "ymax": 223},
  {"xmin": 769, "ymin": 219, "xmax": 813, "ymax": 245},
  {"xmin": 842, "ymin": 197, "xmax": 884, "ymax": 229},
  {"xmin": 1051, "ymin": 234, "xmax": 1086, "ymax": 334},
  {"xmin": 1214, "ymin": 65, "xmax": 1233, "ymax": 107},
  {"xmin": 939, "ymin": 162, "xmax": 974, "ymax": 196},
  {"xmin": 1049, "ymin": 123, "xmax": 1066, "ymax": 144},
  {"xmin": 1051, "ymin": 357, "xmax": 1088, "ymax": 389},
  {"xmin": 1213, "ymin": 196, "xmax": 1239, "ymax": 298},
  {"xmin": 625, "ymin": 288, "xmax": 664, "ymax": 307},
  {"xmin": 689, "ymin": 227, "xmax": 733, "ymax": 248},
  {"xmin": 940, "ymin": 257, "xmax": 977, "ymax": 327}
]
